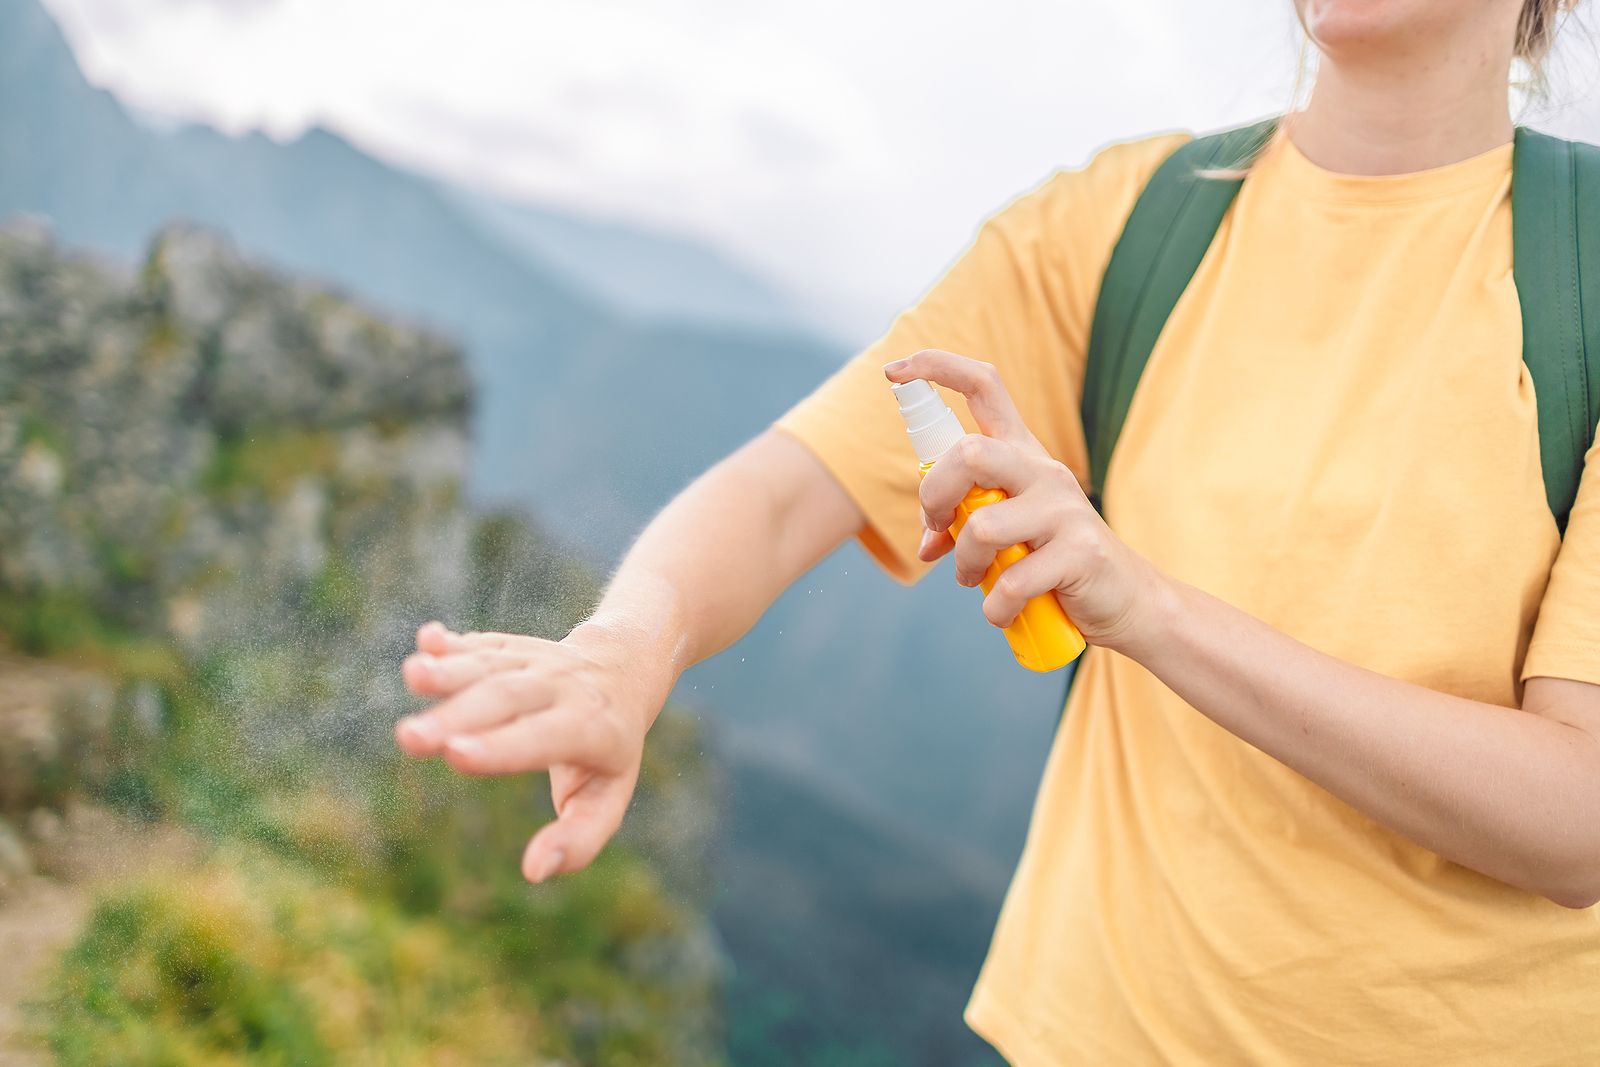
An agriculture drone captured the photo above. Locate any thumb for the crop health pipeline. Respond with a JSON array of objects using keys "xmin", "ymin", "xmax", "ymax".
[{"xmin": 522, "ymin": 774, "xmax": 630, "ymax": 883}]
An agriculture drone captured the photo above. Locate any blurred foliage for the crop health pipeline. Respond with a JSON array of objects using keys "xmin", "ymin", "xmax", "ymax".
[
  {"xmin": 33, "ymin": 625, "xmax": 721, "ymax": 1066},
  {"xmin": 0, "ymin": 589, "xmax": 182, "ymax": 682},
  {"xmin": 2, "ymin": 220, "xmax": 723, "ymax": 1065},
  {"xmin": 47, "ymin": 846, "xmax": 538, "ymax": 1067},
  {"xmin": 201, "ymin": 429, "xmax": 339, "ymax": 501}
]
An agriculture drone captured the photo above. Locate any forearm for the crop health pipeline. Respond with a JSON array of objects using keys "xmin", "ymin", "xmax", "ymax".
[
  {"xmin": 1126, "ymin": 577, "xmax": 1600, "ymax": 906},
  {"xmin": 574, "ymin": 430, "xmax": 860, "ymax": 714}
]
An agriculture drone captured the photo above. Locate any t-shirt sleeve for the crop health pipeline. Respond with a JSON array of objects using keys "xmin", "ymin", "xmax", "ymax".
[
  {"xmin": 774, "ymin": 133, "xmax": 1187, "ymax": 585},
  {"xmin": 1522, "ymin": 433, "xmax": 1600, "ymax": 685}
]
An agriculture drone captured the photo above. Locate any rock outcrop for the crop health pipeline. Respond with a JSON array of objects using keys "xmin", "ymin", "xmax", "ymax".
[{"xmin": 0, "ymin": 222, "xmax": 725, "ymax": 1065}]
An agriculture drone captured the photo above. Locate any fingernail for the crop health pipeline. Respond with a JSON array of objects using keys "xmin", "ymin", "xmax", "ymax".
[
  {"xmin": 532, "ymin": 848, "xmax": 566, "ymax": 884},
  {"xmin": 918, "ymin": 529, "xmax": 934, "ymax": 552},
  {"xmin": 445, "ymin": 735, "xmax": 483, "ymax": 757},
  {"xmin": 883, "ymin": 358, "xmax": 909, "ymax": 374},
  {"xmin": 399, "ymin": 717, "xmax": 441, "ymax": 744}
]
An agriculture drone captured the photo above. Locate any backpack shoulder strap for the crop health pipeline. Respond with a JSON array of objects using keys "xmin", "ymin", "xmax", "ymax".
[
  {"xmin": 1511, "ymin": 127, "xmax": 1600, "ymax": 535},
  {"xmin": 1080, "ymin": 118, "xmax": 1277, "ymax": 509}
]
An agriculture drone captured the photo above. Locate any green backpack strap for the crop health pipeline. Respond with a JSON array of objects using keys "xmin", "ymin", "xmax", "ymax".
[
  {"xmin": 1080, "ymin": 121, "xmax": 1600, "ymax": 534},
  {"xmin": 1080, "ymin": 118, "xmax": 1277, "ymax": 510},
  {"xmin": 1512, "ymin": 127, "xmax": 1600, "ymax": 534}
]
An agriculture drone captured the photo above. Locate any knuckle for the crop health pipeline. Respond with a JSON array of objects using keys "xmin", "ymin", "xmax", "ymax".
[
  {"xmin": 1067, "ymin": 521, "xmax": 1106, "ymax": 562},
  {"xmin": 964, "ymin": 509, "xmax": 998, "ymax": 546},
  {"xmin": 1041, "ymin": 458, "xmax": 1073, "ymax": 484},
  {"xmin": 992, "ymin": 569, "xmax": 1026, "ymax": 603},
  {"xmin": 975, "ymin": 360, "xmax": 1001, "ymax": 385},
  {"xmin": 575, "ymin": 679, "xmax": 610, "ymax": 715},
  {"xmin": 488, "ymin": 667, "xmax": 540, "ymax": 703},
  {"xmin": 954, "ymin": 433, "xmax": 988, "ymax": 467}
]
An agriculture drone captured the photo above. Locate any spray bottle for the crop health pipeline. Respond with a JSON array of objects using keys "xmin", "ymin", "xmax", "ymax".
[{"xmin": 891, "ymin": 378, "xmax": 1086, "ymax": 672}]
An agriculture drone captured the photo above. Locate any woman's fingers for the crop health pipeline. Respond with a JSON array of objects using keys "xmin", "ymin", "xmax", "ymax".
[
  {"xmin": 950, "ymin": 497, "xmax": 1040, "ymax": 588},
  {"xmin": 395, "ymin": 667, "xmax": 557, "ymax": 755},
  {"xmin": 415, "ymin": 621, "xmax": 457, "ymax": 655},
  {"xmin": 917, "ymin": 527, "xmax": 956, "ymax": 563},
  {"xmin": 919, "ymin": 434, "xmax": 1037, "ymax": 532},
  {"xmin": 522, "ymin": 773, "xmax": 633, "ymax": 883},
  {"xmin": 415, "ymin": 621, "xmax": 549, "ymax": 657},
  {"xmin": 440, "ymin": 706, "xmax": 616, "ymax": 777},
  {"xmin": 980, "ymin": 539, "xmax": 1073, "ymax": 628},
  {"xmin": 882, "ymin": 349, "xmax": 1038, "ymax": 450},
  {"xmin": 402, "ymin": 648, "xmax": 530, "ymax": 698}
]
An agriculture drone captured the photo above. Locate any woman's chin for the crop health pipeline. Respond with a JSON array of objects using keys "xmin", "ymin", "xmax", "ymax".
[{"xmin": 1295, "ymin": 0, "xmax": 1444, "ymax": 57}]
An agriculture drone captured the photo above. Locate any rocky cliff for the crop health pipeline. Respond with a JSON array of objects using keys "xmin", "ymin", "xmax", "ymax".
[{"xmin": 0, "ymin": 222, "xmax": 725, "ymax": 1066}]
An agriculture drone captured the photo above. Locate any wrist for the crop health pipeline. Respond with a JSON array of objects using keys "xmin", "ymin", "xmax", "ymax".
[
  {"xmin": 1109, "ymin": 564, "xmax": 1188, "ymax": 665},
  {"xmin": 568, "ymin": 609, "xmax": 684, "ymax": 722}
]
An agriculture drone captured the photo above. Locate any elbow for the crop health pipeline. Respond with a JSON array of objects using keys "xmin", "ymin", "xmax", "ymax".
[
  {"xmin": 1544, "ymin": 883, "xmax": 1600, "ymax": 911},
  {"xmin": 1500, "ymin": 843, "xmax": 1600, "ymax": 910},
  {"xmin": 1530, "ymin": 860, "xmax": 1600, "ymax": 910}
]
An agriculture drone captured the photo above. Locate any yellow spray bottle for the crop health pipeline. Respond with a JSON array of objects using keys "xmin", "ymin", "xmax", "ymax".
[{"xmin": 890, "ymin": 378, "xmax": 1086, "ymax": 673}]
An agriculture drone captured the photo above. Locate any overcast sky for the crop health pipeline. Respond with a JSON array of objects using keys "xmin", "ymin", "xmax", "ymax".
[{"xmin": 39, "ymin": 0, "xmax": 1600, "ymax": 341}]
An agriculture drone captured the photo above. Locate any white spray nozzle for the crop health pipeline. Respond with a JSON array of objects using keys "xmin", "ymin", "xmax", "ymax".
[{"xmin": 890, "ymin": 378, "xmax": 965, "ymax": 464}]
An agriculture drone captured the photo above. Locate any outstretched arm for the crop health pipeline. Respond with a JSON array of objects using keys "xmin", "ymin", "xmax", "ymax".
[{"xmin": 395, "ymin": 429, "xmax": 861, "ymax": 882}]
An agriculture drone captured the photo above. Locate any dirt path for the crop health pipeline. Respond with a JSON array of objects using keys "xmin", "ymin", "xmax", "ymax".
[{"xmin": 0, "ymin": 806, "xmax": 198, "ymax": 1067}]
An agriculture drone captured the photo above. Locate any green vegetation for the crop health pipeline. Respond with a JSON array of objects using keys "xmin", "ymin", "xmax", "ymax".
[
  {"xmin": 47, "ymin": 846, "xmax": 539, "ymax": 1067},
  {"xmin": 301, "ymin": 554, "xmax": 363, "ymax": 632},
  {"xmin": 201, "ymin": 429, "xmax": 339, "ymax": 501},
  {"xmin": 29, "ymin": 624, "xmax": 719, "ymax": 1064},
  {"xmin": 1, "ymin": 213, "xmax": 723, "ymax": 1064},
  {"xmin": 0, "ymin": 588, "xmax": 180, "ymax": 683}
]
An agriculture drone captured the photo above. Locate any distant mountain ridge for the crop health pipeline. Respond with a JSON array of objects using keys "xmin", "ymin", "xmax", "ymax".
[
  {"xmin": 446, "ymin": 184, "xmax": 816, "ymax": 337},
  {"xmin": 0, "ymin": 0, "xmax": 833, "ymax": 527}
]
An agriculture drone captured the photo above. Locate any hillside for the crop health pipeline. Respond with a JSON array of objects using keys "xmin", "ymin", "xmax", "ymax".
[{"xmin": 0, "ymin": 224, "xmax": 724, "ymax": 1065}]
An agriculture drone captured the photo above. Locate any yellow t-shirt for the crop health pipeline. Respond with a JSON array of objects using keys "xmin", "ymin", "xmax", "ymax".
[{"xmin": 775, "ymin": 131, "xmax": 1600, "ymax": 1065}]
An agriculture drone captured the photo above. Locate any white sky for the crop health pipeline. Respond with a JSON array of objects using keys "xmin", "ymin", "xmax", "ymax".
[{"xmin": 39, "ymin": 0, "xmax": 1600, "ymax": 341}]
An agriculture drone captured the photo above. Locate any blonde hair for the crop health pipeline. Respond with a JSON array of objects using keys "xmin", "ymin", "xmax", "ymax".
[{"xmin": 1518, "ymin": 0, "xmax": 1582, "ymax": 67}]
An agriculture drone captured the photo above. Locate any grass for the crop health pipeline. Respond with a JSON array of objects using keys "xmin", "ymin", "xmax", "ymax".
[
  {"xmin": 5, "ymin": 438, "xmax": 720, "ymax": 1064},
  {"xmin": 30, "ymin": 630, "xmax": 721, "ymax": 1065},
  {"xmin": 46, "ymin": 846, "xmax": 539, "ymax": 1067}
]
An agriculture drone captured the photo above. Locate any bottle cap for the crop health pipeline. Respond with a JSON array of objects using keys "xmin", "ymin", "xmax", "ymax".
[{"xmin": 890, "ymin": 378, "xmax": 965, "ymax": 464}]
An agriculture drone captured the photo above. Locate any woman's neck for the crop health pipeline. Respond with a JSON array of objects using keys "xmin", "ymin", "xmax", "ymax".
[{"xmin": 1291, "ymin": 42, "xmax": 1515, "ymax": 176}]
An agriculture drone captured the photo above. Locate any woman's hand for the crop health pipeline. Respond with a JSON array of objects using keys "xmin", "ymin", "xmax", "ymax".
[
  {"xmin": 394, "ymin": 618, "xmax": 668, "ymax": 884},
  {"xmin": 884, "ymin": 349, "xmax": 1173, "ymax": 655}
]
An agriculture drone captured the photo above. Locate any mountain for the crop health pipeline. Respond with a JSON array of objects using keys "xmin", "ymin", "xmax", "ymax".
[
  {"xmin": 447, "ymin": 185, "xmax": 815, "ymax": 337},
  {"xmin": 0, "ymin": 2, "xmax": 1061, "ymax": 1062}
]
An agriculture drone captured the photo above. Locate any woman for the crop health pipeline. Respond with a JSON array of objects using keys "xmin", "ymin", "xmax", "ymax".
[{"xmin": 396, "ymin": 0, "xmax": 1600, "ymax": 1061}]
